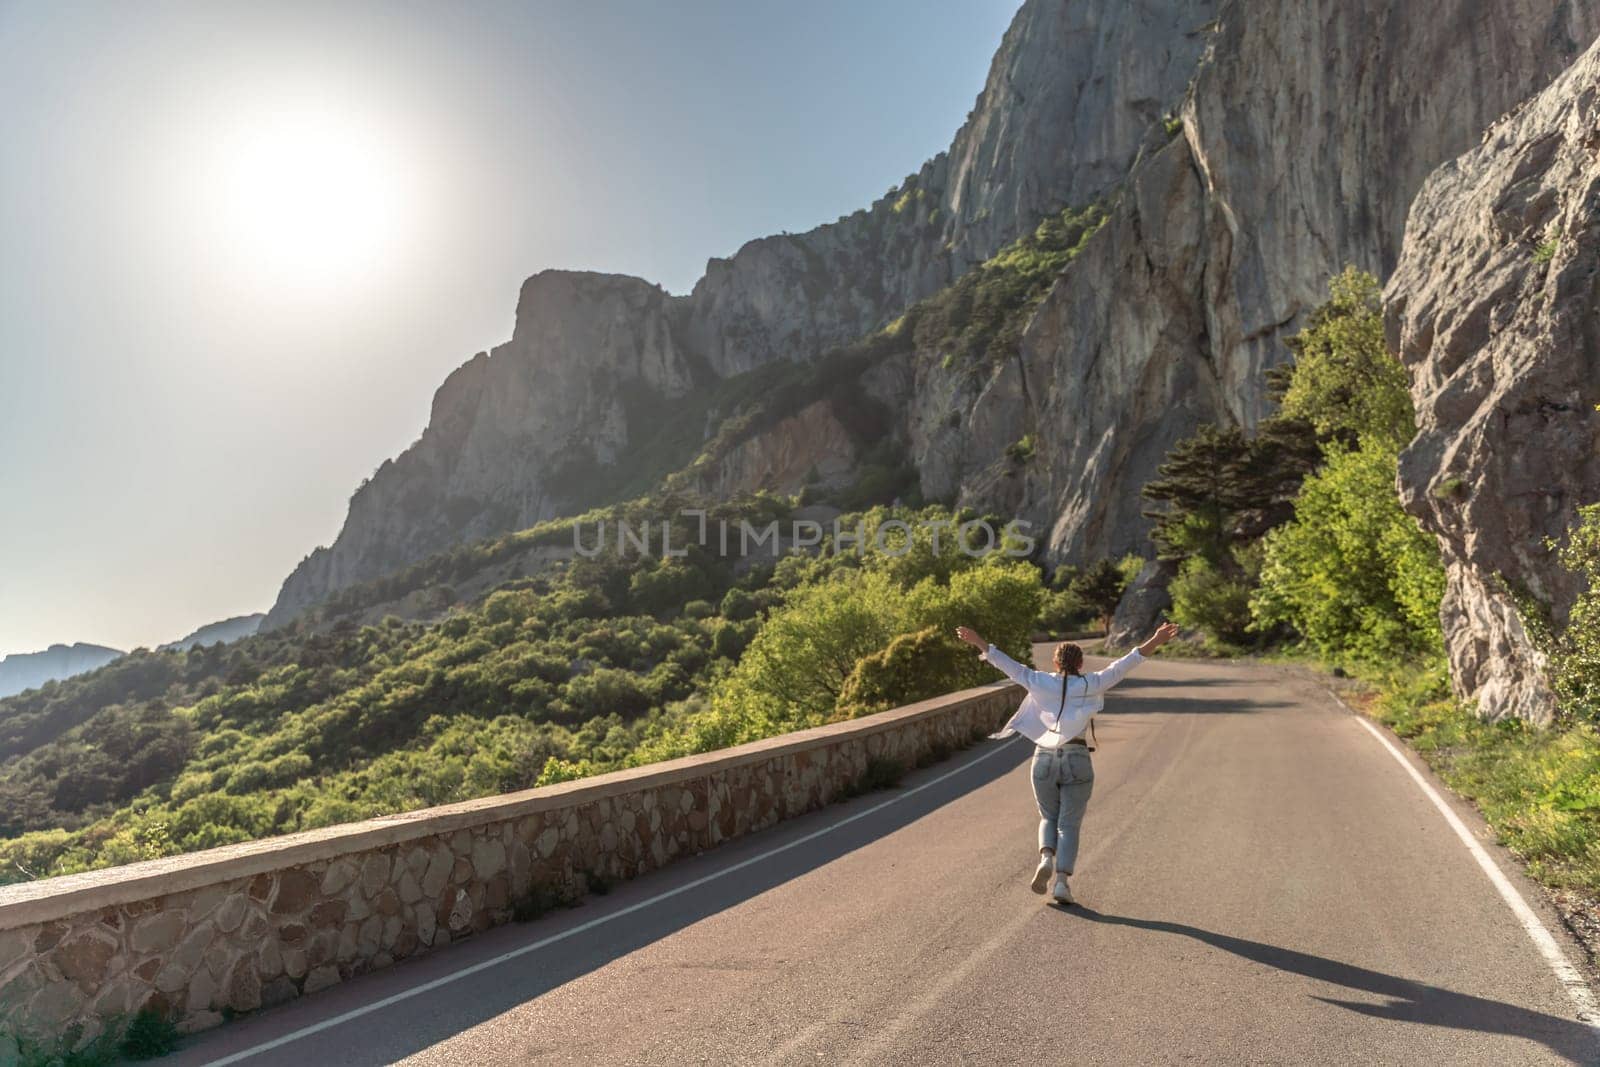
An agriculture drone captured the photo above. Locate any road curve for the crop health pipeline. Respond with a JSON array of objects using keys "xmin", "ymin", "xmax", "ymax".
[{"xmin": 169, "ymin": 654, "xmax": 1598, "ymax": 1066}]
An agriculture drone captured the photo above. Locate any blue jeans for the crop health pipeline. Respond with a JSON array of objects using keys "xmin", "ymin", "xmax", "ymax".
[{"xmin": 1031, "ymin": 744, "xmax": 1094, "ymax": 873}]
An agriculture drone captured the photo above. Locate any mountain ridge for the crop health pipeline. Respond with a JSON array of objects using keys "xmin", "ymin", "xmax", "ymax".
[
  {"xmin": 0, "ymin": 643, "xmax": 124, "ymax": 700},
  {"xmin": 263, "ymin": 0, "xmax": 1220, "ymax": 628}
]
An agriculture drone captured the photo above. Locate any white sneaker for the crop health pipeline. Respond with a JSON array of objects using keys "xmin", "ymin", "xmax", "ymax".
[
  {"xmin": 1030, "ymin": 855, "xmax": 1053, "ymax": 894},
  {"xmin": 1051, "ymin": 875, "xmax": 1075, "ymax": 905}
]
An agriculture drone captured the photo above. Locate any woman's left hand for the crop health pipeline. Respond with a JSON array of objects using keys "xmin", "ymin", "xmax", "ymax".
[{"xmin": 955, "ymin": 626, "xmax": 987, "ymax": 650}]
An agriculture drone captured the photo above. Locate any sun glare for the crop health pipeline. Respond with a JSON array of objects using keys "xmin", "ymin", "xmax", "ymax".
[{"xmin": 203, "ymin": 107, "xmax": 409, "ymax": 292}]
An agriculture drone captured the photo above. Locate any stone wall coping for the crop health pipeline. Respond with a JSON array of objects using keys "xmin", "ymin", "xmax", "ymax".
[{"xmin": 0, "ymin": 681, "xmax": 1018, "ymax": 931}]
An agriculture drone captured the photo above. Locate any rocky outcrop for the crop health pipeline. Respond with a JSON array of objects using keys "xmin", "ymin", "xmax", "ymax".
[
  {"xmin": 930, "ymin": 0, "xmax": 1600, "ymax": 564},
  {"xmin": 1107, "ymin": 560, "xmax": 1178, "ymax": 650},
  {"xmin": 0, "ymin": 645, "xmax": 123, "ymax": 700},
  {"xmin": 266, "ymin": 272, "xmax": 693, "ymax": 627},
  {"xmin": 267, "ymin": 0, "xmax": 1217, "ymax": 626},
  {"xmin": 1387, "ymin": 37, "xmax": 1600, "ymax": 723},
  {"xmin": 684, "ymin": 401, "xmax": 858, "ymax": 501}
]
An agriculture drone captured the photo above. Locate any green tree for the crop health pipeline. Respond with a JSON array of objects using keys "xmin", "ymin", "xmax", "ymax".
[
  {"xmin": 1142, "ymin": 421, "xmax": 1319, "ymax": 566},
  {"xmin": 1277, "ymin": 266, "xmax": 1414, "ymax": 449},
  {"xmin": 1070, "ymin": 560, "xmax": 1132, "ymax": 633},
  {"xmin": 1250, "ymin": 441, "xmax": 1444, "ymax": 660}
]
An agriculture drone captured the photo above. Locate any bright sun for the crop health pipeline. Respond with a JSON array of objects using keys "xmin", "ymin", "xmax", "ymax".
[{"xmin": 205, "ymin": 108, "xmax": 408, "ymax": 291}]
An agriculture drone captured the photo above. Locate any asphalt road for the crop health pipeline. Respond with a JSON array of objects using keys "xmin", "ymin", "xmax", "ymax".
[{"xmin": 171, "ymin": 653, "xmax": 1599, "ymax": 1066}]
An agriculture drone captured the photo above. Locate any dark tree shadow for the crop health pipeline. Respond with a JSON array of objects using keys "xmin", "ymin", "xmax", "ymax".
[
  {"xmin": 1060, "ymin": 907, "xmax": 1599, "ymax": 1065},
  {"xmin": 1111, "ymin": 676, "xmax": 1239, "ymax": 689}
]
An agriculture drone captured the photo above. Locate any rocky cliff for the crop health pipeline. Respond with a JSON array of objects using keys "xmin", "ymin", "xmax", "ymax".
[
  {"xmin": 678, "ymin": 0, "xmax": 1221, "ymax": 376},
  {"xmin": 266, "ymin": 0, "xmax": 1218, "ymax": 627},
  {"xmin": 267, "ymin": 272, "xmax": 695, "ymax": 626},
  {"xmin": 271, "ymin": 0, "xmax": 1600, "ymax": 640},
  {"xmin": 926, "ymin": 0, "xmax": 1600, "ymax": 565},
  {"xmin": 664, "ymin": 0, "xmax": 1600, "ymax": 570},
  {"xmin": 1387, "ymin": 36, "xmax": 1600, "ymax": 724}
]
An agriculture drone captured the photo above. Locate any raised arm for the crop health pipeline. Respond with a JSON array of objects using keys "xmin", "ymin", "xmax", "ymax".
[
  {"xmin": 954, "ymin": 626, "xmax": 1042, "ymax": 689},
  {"xmin": 1137, "ymin": 621, "xmax": 1181, "ymax": 657},
  {"xmin": 1083, "ymin": 622, "xmax": 1180, "ymax": 694}
]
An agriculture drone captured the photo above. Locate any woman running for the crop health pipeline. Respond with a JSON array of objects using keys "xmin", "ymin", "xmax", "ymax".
[{"xmin": 954, "ymin": 621, "xmax": 1179, "ymax": 905}]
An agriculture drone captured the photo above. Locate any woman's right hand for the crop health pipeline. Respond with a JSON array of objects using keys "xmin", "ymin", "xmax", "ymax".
[
  {"xmin": 955, "ymin": 626, "xmax": 987, "ymax": 651},
  {"xmin": 1138, "ymin": 621, "xmax": 1181, "ymax": 655}
]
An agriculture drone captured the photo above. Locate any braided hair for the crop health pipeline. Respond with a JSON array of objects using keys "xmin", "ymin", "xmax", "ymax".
[{"xmin": 1053, "ymin": 642, "xmax": 1084, "ymax": 677}]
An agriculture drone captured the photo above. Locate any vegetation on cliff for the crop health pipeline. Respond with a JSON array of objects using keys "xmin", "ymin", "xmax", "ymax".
[
  {"xmin": 1145, "ymin": 269, "xmax": 1600, "ymax": 898},
  {"xmin": 1147, "ymin": 268, "xmax": 1445, "ymax": 663}
]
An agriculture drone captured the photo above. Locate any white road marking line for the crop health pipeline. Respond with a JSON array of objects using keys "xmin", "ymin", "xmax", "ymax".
[
  {"xmin": 1349, "ymin": 708, "xmax": 1600, "ymax": 1027},
  {"xmin": 199, "ymin": 737, "xmax": 1023, "ymax": 1065}
]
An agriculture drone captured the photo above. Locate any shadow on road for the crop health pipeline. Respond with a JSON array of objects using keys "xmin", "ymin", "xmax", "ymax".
[
  {"xmin": 1113, "ymin": 676, "xmax": 1239, "ymax": 690},
  {"xmin": 1064, "ymin": 907, "xmax": 1597, "ymax": 1065},
  {"xmin": 1104, "ymin": 693, "xmax": 1293, "ymax": 716},
  {"xmin": 170, "ymin": 738, "xmax": 1033, "ymax": 1066}
]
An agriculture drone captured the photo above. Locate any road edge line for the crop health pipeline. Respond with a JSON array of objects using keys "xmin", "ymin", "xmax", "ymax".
[
  {"xmin": 197, "ymin": 736, "xmax": 1023, "ymax": 1065},
  {"xmin": 1332, "ymin": 688, "xmax": 1600, "ymax": 1027}
]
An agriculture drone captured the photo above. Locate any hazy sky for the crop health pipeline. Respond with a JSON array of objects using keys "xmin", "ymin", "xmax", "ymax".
[{"xmin": 0, "ymin": 0, "xmax": 1019, "ymax": 657}]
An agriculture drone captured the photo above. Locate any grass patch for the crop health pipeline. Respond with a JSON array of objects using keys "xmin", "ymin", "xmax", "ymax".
[
  {"xmin": 1324, "ymin": 656, "xmax": 1600, "ymax": 895},
  {"xmin": 1534, "ymin": 238, "xmax": 1559, "ymax": 264}
]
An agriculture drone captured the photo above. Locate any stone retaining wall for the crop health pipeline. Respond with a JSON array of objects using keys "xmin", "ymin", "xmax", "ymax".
[{"xmin": 0, "ymin": 682, "xmax": 1018, "ymax": 1047}]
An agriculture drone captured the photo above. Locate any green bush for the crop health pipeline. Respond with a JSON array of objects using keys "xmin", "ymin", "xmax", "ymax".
[
  {"xmin": 1169, "ymin": 554, "xmax": 1256, "ymax": 647},
  {"xmin": 719, "ymin": 587, "xmax": 757, "ymax": 621},
  {"xmin": 1035, "ymin": 586, "xmax": 1093, "ymax": 635},
  {"xmin": 835, "ymin": 626, "xmax": 977, "ymax": 718},
  {"xmin": 1006, "ymin": 435, "xmax": 1036, "ymax": 464},
  {"xmin": 1551, "ymin": 500, "xmax": 1600, "ymax": 720},
  {"xmin": 644, "ymin": 553, "xmax": 1042, "ymax": 754}
]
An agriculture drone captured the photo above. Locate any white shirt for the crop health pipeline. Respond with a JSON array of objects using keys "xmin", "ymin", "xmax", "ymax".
[{"xmin": 982, "ymin": 644, "xmax": 1146, "ymax": 748}]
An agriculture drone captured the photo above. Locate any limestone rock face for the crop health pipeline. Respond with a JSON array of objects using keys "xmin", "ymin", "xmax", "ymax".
[
  {"xmin": 266, "ymin": 271, "xmax": 692, "ymax": 627},
  {"xmin": 1387, "ymin": 38, "xmax": 1600, "ymax": 723},
  {"xmin": 941, "ymin": 0, "xmax": 1600, "ymax": 564},
  {"xmin": 266, "ymin": 0, "xmax": 1216, "ymax": 625},
  {"xmin": 679, "ymin": 0, "xmax": 1220, "ymax": 376},
  {"xmin": 1107, "ymin": 562, "xmax": 1178, "ymax": 651},
  {"xmin": 685, "ymin": 401, "xmax": 858, "ymax": 501}
]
